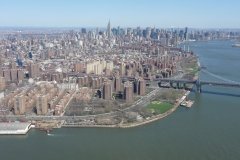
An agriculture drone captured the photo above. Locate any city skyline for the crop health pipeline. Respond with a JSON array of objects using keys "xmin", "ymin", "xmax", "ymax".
[{"xmin": 0, "ymin": 0, "xmax": 240, "ymax": 28}]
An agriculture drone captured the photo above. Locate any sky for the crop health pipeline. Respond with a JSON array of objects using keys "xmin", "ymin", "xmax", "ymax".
[{"xmin": 0, "ymin": 0, "xmax": 240, "ymax": 28}]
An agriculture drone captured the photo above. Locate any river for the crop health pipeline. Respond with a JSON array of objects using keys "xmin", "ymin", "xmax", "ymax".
[{"xmin": 0, "ymin": 40, "xmax": 240, "ymax": 160}]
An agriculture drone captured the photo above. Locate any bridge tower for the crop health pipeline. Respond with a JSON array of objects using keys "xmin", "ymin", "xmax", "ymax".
[
  {"xmin": 176, "ymin": 83, "xmax": 180, "ymax": 89},
  {"xmin": 196, "ymin": 67, "xmax": 202, "ymax": 93},
  {"xmin": 183, "ymin": 83, "xmax": 186, "ymax": 89}
]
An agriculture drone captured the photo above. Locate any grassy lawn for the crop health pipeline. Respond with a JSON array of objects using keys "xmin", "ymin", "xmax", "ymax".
[
  {"xmin": 146, "ymin": 101, "xmax": 172, "ymax": 114},
  {"xmin": 186, "ymin": 67, "xmax": 198, "ymax": 74}
]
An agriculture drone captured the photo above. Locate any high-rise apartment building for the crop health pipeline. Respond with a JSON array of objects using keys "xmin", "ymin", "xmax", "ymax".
[
  {"xmin": 134, "ymin": 77, "xmax": 146, "ymax": 96},
  {"xmin": 0, "ymin": 77, "xmax": 5, "ymax": 91},
  {"xmin": 28, "ymin": 63, "xmax": 40, "ymax": 78},
  {"xmin": 0, "ymin": 68, "xmax": 3, "ymax": 77},
  {"xmin": 123, "ymin": 81, "xmax": 133, "ymax": 103},
  {"xmin": 114, "ymin": 76, "xmax": 121, "ymax": 92},
  {"xmin": 102, "ymin": 80, "xmax": 112, "ymax": 100},
  {"xmin": 74, "ymin": 63, "xmax": 84, "ymax": 73},
  {"xmin": 94, "ymin": 64, "xmax": 102, "ymax": 75},
  {"xmin": 14, "ymin": 94, "xmax": 26, "ymax": 115},
  {"xmin": 106, "ymin": 61, "xmax": 113, "ymax": 71},
  {"xmin": 9, "ymin": 62, "xmax": 16, "ymax": 69},
  {"xmin": 36, "ymin": 95, "xmax": 48, "ymax": 115},
  {"xmin": 3, "ymin": 70, "xmax": 11, "ymax": 81},
  {"xmin": 10, "ymin": 69, "xmax": 18, "ymax": 81},
  {"xmin": 17, "ymin": 69, "xmax": 25, "ymax": 80},
  {"xmin": 119, "ymin": 63, "xmax": 125, "ymax": 75}
]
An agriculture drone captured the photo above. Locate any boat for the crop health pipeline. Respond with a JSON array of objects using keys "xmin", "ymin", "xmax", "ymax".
[
  {"xmin": 232, "ymin": 42, "xmax": 240, "ymax": 47},
  {"xmin": 46, "ymin": 130, "xmax": 50, "ymax": 135},
  {"xmin": 181, "ymin": 100, "xmax": 187, "ymax": 106}
]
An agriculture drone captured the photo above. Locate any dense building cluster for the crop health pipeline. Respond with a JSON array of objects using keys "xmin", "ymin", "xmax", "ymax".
[{"xmin": 0, "ymin": 22, "xmax": 239, "ymax": 116}]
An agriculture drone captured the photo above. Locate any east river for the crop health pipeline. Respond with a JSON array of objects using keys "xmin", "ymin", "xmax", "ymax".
[{"xmin": 0, "ymin": 40, "xmax": 240, "ymax": 160}]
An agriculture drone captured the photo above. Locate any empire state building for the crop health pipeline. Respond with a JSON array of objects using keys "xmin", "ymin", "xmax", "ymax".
[{"xmin": 108, "ymin": 20, "xmax": 111, "ymax": 39}]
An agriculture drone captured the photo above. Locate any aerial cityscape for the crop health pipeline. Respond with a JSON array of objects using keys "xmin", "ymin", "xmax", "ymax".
[
  {"xmin": 1, "ymin": 21, "xmax": 239, "ymax": 132},
  {"xmin": 0, "ymin": 0, "xmax": 240, "ymax": 160}
]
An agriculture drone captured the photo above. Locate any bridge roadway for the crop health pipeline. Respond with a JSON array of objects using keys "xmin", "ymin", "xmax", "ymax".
[{"xmin": 157, "ymin": 78, "xmax": 240, "ymax": 88}]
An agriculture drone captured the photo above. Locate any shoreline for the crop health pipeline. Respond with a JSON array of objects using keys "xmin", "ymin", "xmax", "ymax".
[{"xmin": 61, "ymin": 91, "xmax": 186, "ymax": 129}]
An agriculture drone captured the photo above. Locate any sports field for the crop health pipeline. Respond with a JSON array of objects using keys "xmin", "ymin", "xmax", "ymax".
[{"xmin": 146, "ymin": 101, "xmax": 172, "ymax": 114}]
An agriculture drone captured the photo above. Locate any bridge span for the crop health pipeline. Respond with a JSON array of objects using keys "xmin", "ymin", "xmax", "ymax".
[
  {"xmin": 157, "ymin": 78, "xmax": 240, "ymax": 92},
  {"xmin": 68, "ymin": 68, "xmax": 240, "ymax": 93}
]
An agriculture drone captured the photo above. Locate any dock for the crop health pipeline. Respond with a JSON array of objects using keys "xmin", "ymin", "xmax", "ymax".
[{"xmin": 0, "ymin": 122, "xmax": 34, "ymax": 135}]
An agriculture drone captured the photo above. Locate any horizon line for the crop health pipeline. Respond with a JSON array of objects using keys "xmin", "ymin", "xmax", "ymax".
[{"xmin": 0, "ymin": 26, "xmax": 240, "ymax": 30}]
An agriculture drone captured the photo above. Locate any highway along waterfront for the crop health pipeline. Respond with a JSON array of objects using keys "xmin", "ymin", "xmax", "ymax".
[{"xmin": 1, "ymin": 40, "xmax": 240, "ymax": 160}]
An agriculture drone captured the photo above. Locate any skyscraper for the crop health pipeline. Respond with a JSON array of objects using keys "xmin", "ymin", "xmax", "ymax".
[
  {"xmin": 184, "ymin": 27, "xmax": 188, "ymax": 40},
  {"xmin": 108, "ymin": 20, "xmax": 111, "ymax": 39},
  {"xmin": 117, "ymin": 26, "xmax": 120, "ymax": 36},
  {"xmin": 81, "ymin": 28, "xmax": 87, "ymax": 34}
]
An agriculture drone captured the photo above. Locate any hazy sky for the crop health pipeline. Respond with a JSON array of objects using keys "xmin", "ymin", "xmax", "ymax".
[{"xmin": 1, "ymin": 0, "xmax": 240, "ymax": 28}]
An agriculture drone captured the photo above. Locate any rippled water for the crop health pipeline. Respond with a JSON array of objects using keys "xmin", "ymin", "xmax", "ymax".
[{"xmin": 0, "ymin": 40, "xmax": 240, "ymax": 160}]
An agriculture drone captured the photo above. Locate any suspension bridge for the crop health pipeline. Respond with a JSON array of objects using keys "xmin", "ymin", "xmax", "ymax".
[{"xmin": 157, "ymin": 67, "xmax": 240, "ymax": 93}]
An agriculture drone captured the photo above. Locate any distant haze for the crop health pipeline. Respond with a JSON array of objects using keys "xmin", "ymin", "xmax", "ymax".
[{"xmin": 0, "ymin": 0, "xmax": 240, "ymax": 28}]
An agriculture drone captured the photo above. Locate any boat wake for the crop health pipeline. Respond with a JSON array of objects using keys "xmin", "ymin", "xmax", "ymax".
[{"xmin": 47, "ymin": 134, "xmax": 66, "ymax": 137}]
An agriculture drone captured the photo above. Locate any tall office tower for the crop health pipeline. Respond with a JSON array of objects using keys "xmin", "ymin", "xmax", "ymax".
[
  {"xmin": 36, "ymin": 95, "xmax": 48, "ymax": 115},
  {"xmin": 184, "ymin": 27, "xmax": 188, "ymax": 40},
  {"xmin": 171, "ymin": 27, "xmax": 174, "ymax": 36},
  {"xmin": 0, "ymin": 77, "xmax": 5, "ymax": 91},
  {"xmin": 14, "ymin": 94, "xmax": 26, "ymax": 115},
  {"xmin": 28, "ymin": 63, "xmax": 40, "ymax": 78},
  {"xmin": 117, "ymin": 26, "xmax": 120, "ymax": 36},
  {"xmin": 108, "ymin": 20, "xmax": 111, "ymax": 39},
  {"xmin": 102, "ymin": 80, "xmax": 112, "ymax": 100},
  {"xmin": 114, "ymin": 75, "xmax": 121, "ymax": 92},
  {"xmin": 81, "ymin": 28, "xmax": 87, "ymax": 34},
  {"xmin": 146, "ymin": 27, "xmax": 151, "ymax": 38},
  {"xmin": 119, "ymin": 63, "xmax": 125, "ymax": 75},
  {"xmin": 123, "ymin": 81, "xmax": 133, "ymax": 103}
]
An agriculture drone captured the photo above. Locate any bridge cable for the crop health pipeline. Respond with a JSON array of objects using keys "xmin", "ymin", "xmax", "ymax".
[{"xmin": 201, "ymin": 70, "xmax": 240, "ymax": 84}]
